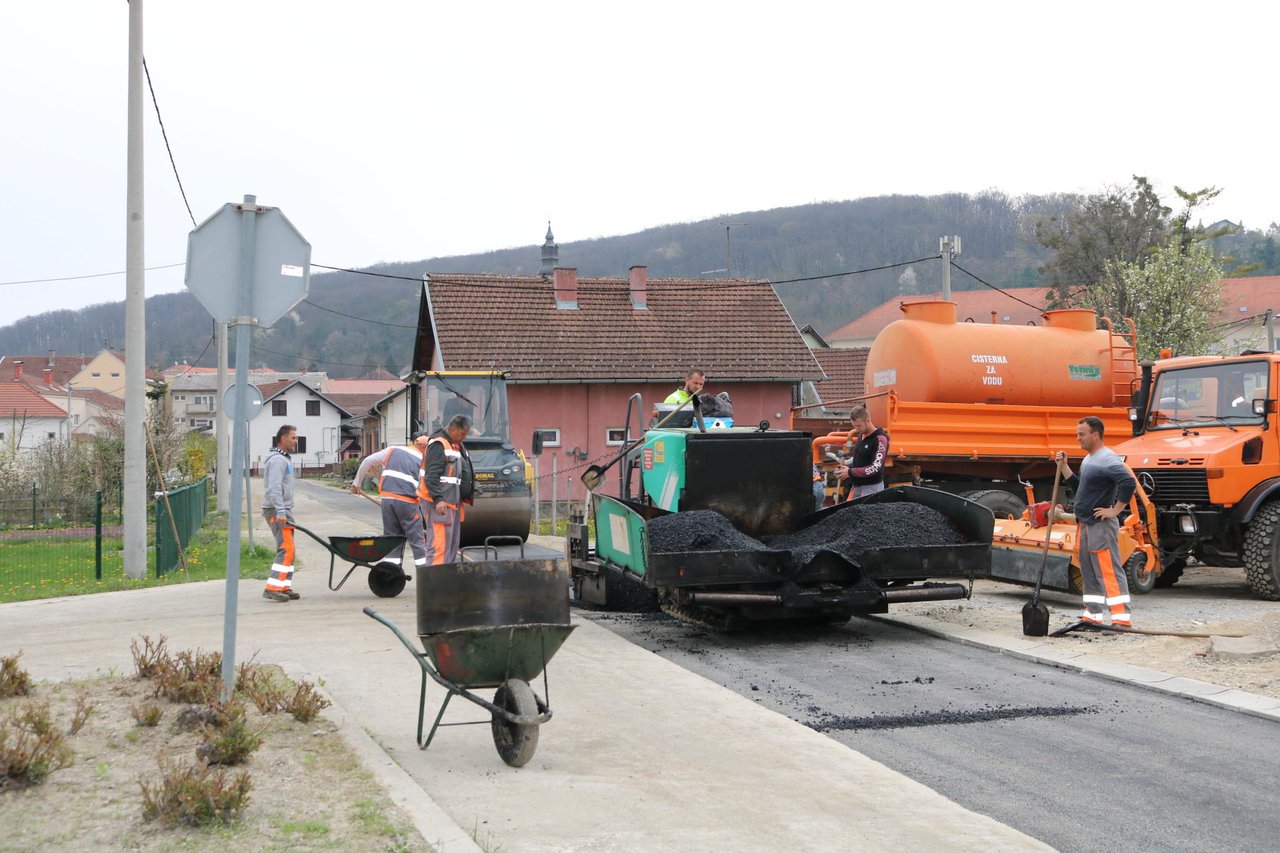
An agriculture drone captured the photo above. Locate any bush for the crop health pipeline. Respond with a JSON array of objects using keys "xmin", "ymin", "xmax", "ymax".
[
  {"xmin": 0, "ymin": 653, "xmax": 32, "ymax": 699},
  {"xmin": 139, "ymin": 758, "xmax": 252, "ymax": 826},
  {"xmin": 195, "ymin": 698, "xmax": 262, "ymax": 766},
  {"xmin": 68, "ymin": 692, "xmax": 97, "ymax": 735},
  {"xmin": 0, "ymin": 702, "xmax": 74, "ymax": 790},
  {"xmin": 130, "ymin": 701, "xmax": 163, "ymax": 728},
  {"xmin": 131, "ymin": 635, "xmax": 170, "ymax": 680},
  {"xmin": 152, "ymin": 648, "xmax": 222, "ymax": 705},
  {"xmin": 283, "ymin": 681, "xmax": 331, "ymax": 724},
  {"xmin": 238, "ymin": 665, "xmax": 286, "ymax": 715}
]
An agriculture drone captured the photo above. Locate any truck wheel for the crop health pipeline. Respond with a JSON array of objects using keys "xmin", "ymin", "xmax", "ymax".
[
  {"xmin": 1124, "ymin": 552, "xmax": 1156, "ymax": 595},
  {"xmin": 1153, "ymin": 557, "xmax": 1185, "ymax": 588},
  {"xmin": 963, "ymin": 490, "xmax": 1027, "ymax": 520},
  {"xmin": 1243, "ymin": 502, "xmax": 1280, "ymax": 600}
]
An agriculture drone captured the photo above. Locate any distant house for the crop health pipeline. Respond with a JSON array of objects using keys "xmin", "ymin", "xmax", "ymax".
[
  {"xmin": 164, "ymin": 368, "xmax": 329, "ymax": 433},
  {"xmin": 38, "ymin": 387, "xmax": 124, "ymax": 438},
  {"xmin": 70, "ymin": 349, "xmax": 129, "ymax": 398},
  {"xmin": 0, "ymin": 383, "xmax": 67, "ymax": 452},
  {"xmin": 1212, "ymin": 276, "xmax": 1280, "ymax": 353},
  {"xmin": 805, "ymin": 348, "xmax": 869, "ymax": 415},
  {"xmin": 412, "ymin": 266, "xmax": 823, "ymax": 488},
  {"xmin": 248, "ymin": 379, "xmax": 351, "ymax": 474},
  {"xmin": 0, "ymin": 352, "xmax": 92, "ymax": 387}
]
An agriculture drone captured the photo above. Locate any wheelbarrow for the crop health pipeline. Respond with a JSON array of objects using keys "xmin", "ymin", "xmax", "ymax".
[
  {"xmin": 290, "ymin": 522, "xmax": 409, "ymax": 598},
  {"xmin": 363, "ymin": 543, "xmax": 575, "ymax": 767}
]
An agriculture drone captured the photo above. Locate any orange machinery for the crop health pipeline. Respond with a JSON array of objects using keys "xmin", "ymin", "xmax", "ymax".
[{"xmin": 806, "ymin": 300, "xmax": 1137, "ymax": 511}]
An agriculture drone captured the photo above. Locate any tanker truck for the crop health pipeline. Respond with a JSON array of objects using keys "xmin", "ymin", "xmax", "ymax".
[{"xmin": 807, "ymin": 300, "xmax": 1137, "ymax": 519}]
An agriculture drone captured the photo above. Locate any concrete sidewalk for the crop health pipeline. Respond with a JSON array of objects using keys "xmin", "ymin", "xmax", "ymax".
[{"xmin": 0, "ymin": 480, "xmax": 1047, "ymax": 852}]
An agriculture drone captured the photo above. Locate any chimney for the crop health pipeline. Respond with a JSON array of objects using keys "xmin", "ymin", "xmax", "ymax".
[
  {"xmin": 554, "ymin": 267, "xmax": 578, "ymax": 310},
  {"xmin": 12, "ymin": 360, "xmax": 22, "ymax": 381},
  {"xmin": 47, "ymin": 349, "xmax": 55, "ymax": 367},
  {"xmin": 43, "ymin": 366, "xmax": 53, "ymax": 385},
  {"xmin": 629, "ymin": 265, "xmax": 648, "ymax": 310}
]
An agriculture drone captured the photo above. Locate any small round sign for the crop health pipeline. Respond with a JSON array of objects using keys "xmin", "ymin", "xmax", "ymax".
[{"xmin": 222, "ymin": 385, "xmax": 264, "ymax": 422}]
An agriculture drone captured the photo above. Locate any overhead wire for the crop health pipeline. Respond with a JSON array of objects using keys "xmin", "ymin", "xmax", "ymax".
[
  {"xmin": 143, "ymin": 57, "xmax": 198, "ymax": 228},
  {"xmin": 948, "ymin": 261, "xmax": 1048, "ymax": 311},
  {"xmin": 0, "ymin": 262, "xmax": 185, "ymax": 287}
]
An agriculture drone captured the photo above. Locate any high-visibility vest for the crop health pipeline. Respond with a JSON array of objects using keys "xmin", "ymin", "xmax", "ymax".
[
  {"xmin": 425, "ymin": 436, "xmax": 463, "ymax": 508},
  {"xmin": 378, "ymin": 445, "xmax": 424, "ymax": 503}
]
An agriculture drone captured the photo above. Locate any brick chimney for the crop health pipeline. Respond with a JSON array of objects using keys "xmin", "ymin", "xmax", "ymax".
[
  {"xmin": 12, "ymin": 360, "xmax": 22, "ymax": 381},
  {"xmin": 554, "ymin": 267, "xmax": 578, "ymax": 310},
  {"xmin": 629, "ymin": 265, "xmax": 648, "ymax": 310},
  {"xmin": 43, "ymin": 366, "xmax": 52, "ymax": 385}
]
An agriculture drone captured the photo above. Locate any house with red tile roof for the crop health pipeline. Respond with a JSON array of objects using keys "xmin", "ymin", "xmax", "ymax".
[
  {"xmin": 248, "ymin": 379, "xmax": 352, "ymax": 474},
  {"xmin": 412, "ymin": 266, "xmax": 824, "ymax": 480},
  {"xmin": 0, "ymin": 383, "xmax": 67, "ymax": 451},
  {"xmin": 828, "ymin": 276, "xmax": 1280, "ymax": 354},
  {"xmin": 0, "ymin": 352, "xmax": 92, "ymax": 387}
]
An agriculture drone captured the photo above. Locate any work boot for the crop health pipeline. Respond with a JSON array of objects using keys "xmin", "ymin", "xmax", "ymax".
[
  {"xmin": 262, "ymin": 589, "xmax": 290, "ymax": 603},
  {"xmin": 285, "ymin": 590, "xmax": 301, "ymax": 600}
]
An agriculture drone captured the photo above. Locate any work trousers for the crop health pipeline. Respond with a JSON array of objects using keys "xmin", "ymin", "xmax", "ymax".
[
  {"xmin": 425, "ymin": 502, "xmax": 462, "ymax": 565},
  {"xmin": 263, "ymin": 510, "xmax": 295, "ymax": 594},
  {"xmin": 1077, "ymin": 518, "xmax": 1132, "ymax": 625},
  {"xmin": 848, "ymin": 481, "xmax": 885, "ymax": 501},
  {"xmin": 377, "ymin": 499, "xmax": 429, "ymax": 570}
]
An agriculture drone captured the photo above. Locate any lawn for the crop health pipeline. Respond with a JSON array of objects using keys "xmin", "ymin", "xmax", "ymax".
[{"xmin": 0, "ymin": 514, "xmax": 275, "ymax": 603}]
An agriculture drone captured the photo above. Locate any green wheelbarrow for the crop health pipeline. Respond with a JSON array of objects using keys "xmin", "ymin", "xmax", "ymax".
[
  {"xmin": 290, "ymin": 523, "xmax": 409, "ymax": 598},
  {"xmin": 363, "ymin": 545, "xmax": 575, "ymax": 767}
]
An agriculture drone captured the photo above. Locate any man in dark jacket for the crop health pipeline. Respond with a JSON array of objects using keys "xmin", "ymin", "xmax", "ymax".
[
  {"xmin": 837, "ymin": 405, "xmax": 890, "ymax": 501},
  {"xmin": 422, "ymin": 414, "xmax": 475, "ymax": 565}
]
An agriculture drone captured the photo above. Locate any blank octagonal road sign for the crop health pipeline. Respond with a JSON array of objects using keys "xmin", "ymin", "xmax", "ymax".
[{"xmin": 185, "ymin": 202, "xmax": 311, "ymax": 326}]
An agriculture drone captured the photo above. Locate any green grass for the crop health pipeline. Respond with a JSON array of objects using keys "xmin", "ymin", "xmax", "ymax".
[{"xmin": 0, "ymin": 513, "xmax": 275, "ymax": 603}]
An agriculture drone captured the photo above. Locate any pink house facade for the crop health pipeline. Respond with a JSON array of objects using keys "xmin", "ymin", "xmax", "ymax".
[{"xmin": 411, "ymin": 266, "xmax": 823, "ymax": 491}]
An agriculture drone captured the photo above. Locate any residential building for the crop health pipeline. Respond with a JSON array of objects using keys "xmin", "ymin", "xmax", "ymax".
[
  {"xmin": 412, "ymin": 266, "xmax": 824, "ymax": 491},
  {"xmin": 0, "ymin": 383, "xmax": 67, "ymax": 452},
  {"xmin": 248, "ymin": 379, "xmax": 351, "ymax": 474},
  {"xmin": 70, "ymin": 349, "xmax": 129, "ymax": 397}
]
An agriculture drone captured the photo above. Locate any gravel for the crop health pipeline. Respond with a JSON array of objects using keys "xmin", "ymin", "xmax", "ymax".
[{"xmin": 647, "ymin": 510, "xmax": 777, "ymax": 554}]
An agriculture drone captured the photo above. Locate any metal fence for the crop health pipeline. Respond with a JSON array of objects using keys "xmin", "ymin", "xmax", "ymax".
[
  {"xmin": 156, "ymin": 478, "xmax": 209, "ymax": 577},
  {"xmin": 0, "ymin": 486, "xmax": 120, "ymax": 600}
]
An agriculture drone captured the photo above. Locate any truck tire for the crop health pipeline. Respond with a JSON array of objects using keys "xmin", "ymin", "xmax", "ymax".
[
  {"xmin": 1124, "ymin": 552, "xmax": 1156, "ymax": 595},
  {"xmin": 1243, "ymin": 502, "xmax": 1280, "ymax": 600},
  {"xmin": 1153, "ymin": 557, "xmax": 1186, "ymax": 588},
  {"xmin": 962, "ymin": 490, "xmax": 1027, "ymax": 520}
]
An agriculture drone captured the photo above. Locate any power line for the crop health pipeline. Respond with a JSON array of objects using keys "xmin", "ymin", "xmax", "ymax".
[
  {"xmin": 142, "ymin": 57, "xmax": 197, "ymax": 228},
  {"xmin": 0, "ymin": 262, "xmax": 185, "ymax": 287},
  {"xmin": 250, "ymin": 343, "xmax": 400, "ymax": 371},
  {"xmin": 948, "ymin": 261, "xmax": 1046, "ymax": 311},
  {"xmin": 301, "ymin": 299, "xmax": 418, "ymax": 329}
]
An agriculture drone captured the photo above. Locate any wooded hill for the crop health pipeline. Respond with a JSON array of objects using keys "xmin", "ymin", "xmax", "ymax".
[{"xmin": 3, "ymin": 192, "xmax": 1277, "ymax": 378}]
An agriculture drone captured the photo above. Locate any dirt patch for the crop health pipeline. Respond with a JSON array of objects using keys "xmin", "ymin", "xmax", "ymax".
[
  {"xmin": 897, "ymin": 565, "xmax": 1280, "ymax": 699},
  {"xmin": 0, "ymin": 667, "xmax": 433, "ymax": 851}
]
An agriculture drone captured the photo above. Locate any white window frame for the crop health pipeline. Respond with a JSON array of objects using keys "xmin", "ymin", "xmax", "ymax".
[
  {"xmin": 536, "ymin": 428, "xmax": 561, "ymax": 447},
  {"xmin": 605, "ymin": 427, "xmax": 627, "ymax": 446}
]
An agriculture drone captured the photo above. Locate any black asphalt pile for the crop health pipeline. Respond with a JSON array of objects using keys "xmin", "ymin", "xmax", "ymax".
[
  {"xmin": 648, "ymin": 510, "xmax": 773, "ymax": 554},
  {"xmin": 763, "ymin": 503, "xmax": 964, "ymax": 566}
]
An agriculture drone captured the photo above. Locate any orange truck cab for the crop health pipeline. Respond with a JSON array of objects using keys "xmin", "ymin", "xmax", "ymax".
[{"xmin": 1118, "ymin": 353, "xmax": 1280, "ymax": 599}]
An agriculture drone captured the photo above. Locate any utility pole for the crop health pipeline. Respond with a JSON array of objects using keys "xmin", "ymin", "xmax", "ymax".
[
  {"xmin": 123, "ymin": 0, "xmax": 147, "ymax": 578},
  {"xmin": 939, "ymin": 235, "xmax": 962, "ymax": 300},
  {"xmin": 216, "ymin": 322, "xmax": 229, "ymax": 511},
  {"xmin": 721, "ymin": 222, "xmax": 746, "ymax": 278}
]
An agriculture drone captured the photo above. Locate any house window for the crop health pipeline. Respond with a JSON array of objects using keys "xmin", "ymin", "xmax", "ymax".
[
  {"xmin": 605, "ymin": 428, "xmax": 627, "ymax": 446},
  {"xmin": 295, "ymin": 436, "xmax": 307, "ymax": 454},
  {"xmin": 174, "ymin": 394, "xmax": 186, "ymax": 402},
  {"xmin": 536, "ymin": 428, "xmax": 561, "ymax": 447},
  {"xmin": 91, "ymin": 372, "xmax": 100, "ymax": 378},
  {"xmin": 306, "ymin": 400, "xmax": 320, "ymax": 416},
  {"xmin": 47, "ymin": 432, "xmax": 56, "ymax": 440},
  {"xmin": 110, "ymin": 372, "xmax": 120, "ymax": 378},
  {"xmin": 272, "ymin": 400, "xmax": 287, "ymax": 416}
]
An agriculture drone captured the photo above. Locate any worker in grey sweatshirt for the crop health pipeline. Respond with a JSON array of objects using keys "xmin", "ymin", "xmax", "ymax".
[
  {"xmin": 1053, "ymin": 415, "xmax": 1137, "ymax": 627},
  {"xmin": 262, "ymin": 424, "xmax": 299, "ymax": 602}
]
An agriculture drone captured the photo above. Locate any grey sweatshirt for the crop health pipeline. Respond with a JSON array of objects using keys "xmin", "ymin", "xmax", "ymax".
[
  {"xmin": 261, "ymin": 447, "xmax": 294, "ymax": 514},
  {"xmin": 1065, "ymin": 447, "xmax": 1135, "ymax": 524}
]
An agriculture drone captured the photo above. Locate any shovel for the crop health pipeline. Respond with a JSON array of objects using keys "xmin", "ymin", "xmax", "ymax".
[{"xmin": 1022, "ymin": 465, "xmax": 1061, "ymax": 637}]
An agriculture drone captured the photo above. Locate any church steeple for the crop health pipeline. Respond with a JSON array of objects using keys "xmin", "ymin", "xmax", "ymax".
[{"xmin": 540, "ymin": 222, "xmax": 559, "ymax": 275}]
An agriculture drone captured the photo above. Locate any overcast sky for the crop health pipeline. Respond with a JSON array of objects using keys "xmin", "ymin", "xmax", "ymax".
[{"xmin": 2, "ymin": 1, "xmax": 1276, "ymax": 327}]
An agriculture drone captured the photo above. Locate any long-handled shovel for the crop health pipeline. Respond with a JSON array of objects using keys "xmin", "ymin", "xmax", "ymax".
[{"xmin": 1021, "ymin": 466, "xmax": 1061, "ymax": 637}]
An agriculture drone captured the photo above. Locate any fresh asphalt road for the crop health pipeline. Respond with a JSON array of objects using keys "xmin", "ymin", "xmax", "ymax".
[{"xmin": 583, "ymin": 609, "xmax": 1280, "ymax": 852}]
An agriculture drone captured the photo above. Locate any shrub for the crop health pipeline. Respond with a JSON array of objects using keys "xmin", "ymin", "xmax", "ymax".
[
  {"xmin": 130, "ymin": 635, "xmax": 170, "ymax": 680},
  {"xmin": 68, "ymin": 692, "xmax": 97, "ymax": 735},
  {"xmin": 195, "ymin": 698, "xmax": 262, "ymax": 766},
  {"xmin": 238, "ymin": 666, "xmax": 286, "ymax": 715},
  {"xmin": 139, "ymin": 758, "xmax": 252, "ymax": 827},
  {"xmin": 152, "ymin": 648, "xmax": 222, "ymax": 705},
  {"xmin": 0, "ymin": 702, "xmax": 74, "ymax": 789},
  {"xmin": 0, "ymin": 653, "xmax": 32, "ymax": 699},
  {"xmin": 130, "ymin": 701, "xmax": 163, "ymax": 728},
  {"xmin": 283, "ymin": 681, "xmax": 331, "ymax": 724}
]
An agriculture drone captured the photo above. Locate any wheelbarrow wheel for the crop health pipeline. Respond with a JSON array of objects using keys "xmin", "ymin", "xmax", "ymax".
[
  {"xmin": 491, "ymin": 678, "xmax": 539, "ymax": 767},
  {"xmin": 368, "ymin": 569, "xmax": 407, "ymax": 598}
]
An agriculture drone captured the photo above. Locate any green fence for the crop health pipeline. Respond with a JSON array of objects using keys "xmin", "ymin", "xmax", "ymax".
[
  {"xmin": 0, "ymin": 487, "xmax": 120, "ymax": 600},
  {"xmin": 156, "ymin": 478, "xmax": 209, "ymax": 577}
]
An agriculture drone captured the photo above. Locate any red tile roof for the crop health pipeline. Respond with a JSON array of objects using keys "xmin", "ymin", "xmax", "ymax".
[
  {"xmin": 828, "ymin": 288, "xmax": 1052, "ymax": 342},
  {"xmin": 415, "ymin": 274, "xmax": 822, "ymax": 382},
  {"xmin": 72, "ymin": 388, "xmax": 125, "ymax": 410},
  {"xmin": 1216, "ymin": 276, "xmax": 1280, "ymax": 326},
  {"xmin": 811, "ymin": 348, "xmax": 869, "ymax": 404},
  {"xmin": 254, "ymin": 380, "xmax": 293, "ymax": 400},
  {"xmin": 0, "ymin": 355, "xmax": 91, "ymax": 386},
  {"xmin": 327, "ymin": 392, "xmax": 386, "ymax": 419},
  {"xmin": 0, "ymin": 383, "xmax": 67, "ymax": 418}
]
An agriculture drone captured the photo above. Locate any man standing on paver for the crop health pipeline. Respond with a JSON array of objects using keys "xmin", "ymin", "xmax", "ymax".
[
  {"xmin": 263, "ymin": 424, "xmax": 300, "ymax": 602},
  {"xmin": 350, "ymin": 432, "xmax": 433, "ymax": 575},
  {"xmin": 422, "ymin": 414, "xmax": 475, "ymax": 565},
  {"xmin": 1053, "ymin": 415, "xmax": 1137, "ymax": 627}
]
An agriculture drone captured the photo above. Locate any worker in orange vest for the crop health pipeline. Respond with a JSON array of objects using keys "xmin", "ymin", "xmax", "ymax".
[
  {"xmin": 422, "ymin": 414, "xmax": 475, "ymax": 565},
  {"xmin": 350, "ymin": 432, "xmax": 432, "ymax": 573}
]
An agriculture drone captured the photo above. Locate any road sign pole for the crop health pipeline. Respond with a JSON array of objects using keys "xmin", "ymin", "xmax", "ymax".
[{"xmin": 220, "ymin": 194, "xmax": 261, "ymax": 696}]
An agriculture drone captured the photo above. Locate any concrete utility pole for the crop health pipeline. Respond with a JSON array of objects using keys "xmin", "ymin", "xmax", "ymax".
[
  {"xmin": 216, "ymin": 322, "xmax": 229, "ymax": 511},
  {"xmin": 939, "ymin": 235, "xmax": 962, "ymax": 301},
  {"xmin": 123, "ymin": 0, "xmax": 147, "ymax": 578}
]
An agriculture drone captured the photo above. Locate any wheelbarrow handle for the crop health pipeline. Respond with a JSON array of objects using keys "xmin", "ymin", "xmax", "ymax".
[{"xmin": 362, "ymin": 607, "xmax": 424, "ymax": 659}]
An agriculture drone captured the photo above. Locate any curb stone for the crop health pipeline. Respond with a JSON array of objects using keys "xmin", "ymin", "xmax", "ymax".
[{"xmin": 874, "ymin": 613, "xmax": 1280, "ymax": 724}]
